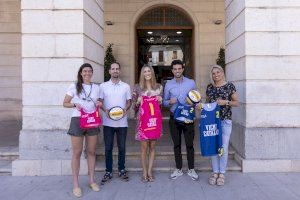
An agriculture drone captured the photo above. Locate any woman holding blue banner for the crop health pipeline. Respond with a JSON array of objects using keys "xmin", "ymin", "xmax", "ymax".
[
  {"xmin": 132, "ymin": 65, "xmax": 163, "ymax": 182},
  {"xmin": 206, "ymin": 65, "xmax": 239, "ymax": 186}
]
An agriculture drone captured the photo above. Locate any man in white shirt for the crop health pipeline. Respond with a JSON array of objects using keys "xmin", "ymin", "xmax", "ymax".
[{"xmin": 99, "ymin": 62, "xmax": 132, "ymax": 184}]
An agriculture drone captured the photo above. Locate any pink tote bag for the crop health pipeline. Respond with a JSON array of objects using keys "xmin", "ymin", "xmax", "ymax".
[
  {"xmin": 80, "ymin": 106, "xmax": 102, "ymax": 129},
  {"xmin": 138, "ymin": 96, "xmax": 162, "ymax": 140}
]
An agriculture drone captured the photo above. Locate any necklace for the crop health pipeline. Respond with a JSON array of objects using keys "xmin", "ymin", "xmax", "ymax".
[{"xmin": 82, "ymin": 84, "xmax": 92, "ymax": 102}]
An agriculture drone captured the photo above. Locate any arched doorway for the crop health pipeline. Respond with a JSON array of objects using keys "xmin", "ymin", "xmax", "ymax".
[{"xmin": 135, "ymin": 6, "xmax": 194, "ymax": 84}]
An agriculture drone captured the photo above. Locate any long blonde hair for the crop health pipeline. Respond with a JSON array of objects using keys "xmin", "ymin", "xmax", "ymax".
[
  {"xmin": 139, "ymin": 65, "xmax": 158, "ymax": 91},
  {"xmin": 210, "ymin": 64, "xmax": 226, "ymax": 84}
]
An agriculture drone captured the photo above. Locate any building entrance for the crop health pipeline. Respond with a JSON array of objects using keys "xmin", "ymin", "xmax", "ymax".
[{"xmin": 135, "ymin": 6, "xmax": 194, "ymax": 85}]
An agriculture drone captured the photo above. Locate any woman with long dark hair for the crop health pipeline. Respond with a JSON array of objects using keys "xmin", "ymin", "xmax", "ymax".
[
  {"xmin": 132, "ymin": 65, "xmax": 163, "ymax": 182},
  {"xmin": 206, "ymin": 65, "xmax": 239, "ymax": 186},
  {"xmin": 63, "ymin": 63, "xmax": 102, "ymax": 197}
]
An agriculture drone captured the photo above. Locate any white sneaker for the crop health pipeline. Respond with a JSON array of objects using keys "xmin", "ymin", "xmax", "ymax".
[
  {"xmin": 170, "ymin": 169, "xmax": 183, "ymax": 180},
  {"xmin": 187, "ymin": 169, "xmax": 199, "ymax": 181}
]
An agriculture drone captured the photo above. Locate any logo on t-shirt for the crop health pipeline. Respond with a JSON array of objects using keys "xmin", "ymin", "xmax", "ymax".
[
  {"xmin": 147, "ymin": 118, "xmax": 157, "ymax": 128},
  {"xmin": 87, "ymin": 117, "xmax": 96, "ymax": 123},
  {"xmin": 203, "ymin": 124, "xmax": 219, "ymax": 137},
  {"xmin": 201, "ymin": 114, "xmax": 207, "ymax": 119}
]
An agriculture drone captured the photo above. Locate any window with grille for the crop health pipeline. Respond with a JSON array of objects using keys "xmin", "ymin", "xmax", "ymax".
[{"xmin": 137, "ymin": 7, "xmax": 193, "ymax": 27}]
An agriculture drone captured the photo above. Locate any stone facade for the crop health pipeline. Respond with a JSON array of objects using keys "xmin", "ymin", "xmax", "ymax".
[
  {"xmin": 12, "ymin": 0, "xmax": 104, "ymax": 176},
  {"xmin": 0, "ymin": 0, "xmax": 21, "ymax": 123},
  {"xmin": 226, "ymin": 0, "xmax": 300, "ymax": 172},
  {"xmin": 104, "ymin": 0, "xmax": 300, "ymax": 172},
  {"xmin": 3, "ymin": 0, "xmax": 299, "ymax": 175},
  {"xmin": 104, "ymin": 0, "xmax": 226, "ymax": 92}
]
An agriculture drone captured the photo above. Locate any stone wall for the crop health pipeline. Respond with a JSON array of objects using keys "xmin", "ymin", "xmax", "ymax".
[
  {"xmin": 226, "ymin": 0, "xmax": 300, "ymax": 172},
  {"xmin": 12, "ymin": 0, "xmax": 104, "ymax": 176},
  {"xmin": 0, "ymin": 0, "xmax": 21, "ymax": 123}
]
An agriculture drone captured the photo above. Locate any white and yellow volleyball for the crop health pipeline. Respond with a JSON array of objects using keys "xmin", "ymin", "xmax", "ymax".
[
  {"xmin": 186, "ymin": 90, "xmax": 201, "ymax": 105},
  {"xmin": 108, "ymin": 106, "xmax": 124, "ymax": 121}
]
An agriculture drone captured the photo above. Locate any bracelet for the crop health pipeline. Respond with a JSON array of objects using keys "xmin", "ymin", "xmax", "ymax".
[{"xmin": 226, "ymin": 101, "xmax": 230, "ymax": 106}]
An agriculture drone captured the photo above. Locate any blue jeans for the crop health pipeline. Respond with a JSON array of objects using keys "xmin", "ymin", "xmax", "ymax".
[
  {"xmin": 211, "ymin": 120, "xmax": 232, "ymax": 174},
  {"xmin": 103, "ymin": 126, "xmax": 127, "ymax": 173}
]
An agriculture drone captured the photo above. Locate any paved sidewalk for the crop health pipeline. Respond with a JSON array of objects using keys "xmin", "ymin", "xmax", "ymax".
[{"xmin": 0, "ymin": 172, "xmax": 300, "ymax": 200}]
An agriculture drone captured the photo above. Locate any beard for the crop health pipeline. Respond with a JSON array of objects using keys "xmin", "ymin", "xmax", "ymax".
[{"xmin": 112, "ymin": 73, "xmax": 119, "ymax": 78}]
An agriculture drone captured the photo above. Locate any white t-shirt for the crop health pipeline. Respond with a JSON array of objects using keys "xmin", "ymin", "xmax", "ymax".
[
  {"xmin": 99, "ymin": 80, "xmax": 132, "ymax": 127},
  {"xmin": 66, "ymin": 83, "xmax": 101, "ymax": 117}
]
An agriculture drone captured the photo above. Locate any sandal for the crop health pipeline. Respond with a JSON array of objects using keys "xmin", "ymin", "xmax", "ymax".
[
  {"xmin": 141, "ymin": 175, "xmax": 148, "ymax": 183},
  {"xmin": 217, "ymin": 173, "xmax": 225, "ymax": 186},
  {"xmin": 208, "ymin": 173, "xmax": 218, "ymax": 185},
  {"xmin": 73, "ymin": 187, "xmax": 82, "ymax": 198},
  {"xmin": 89, "ymin": 183, "xmax": 100, "ymax": 192},
  {"xmin": 148, "ymin": 175, "xmax": 155, "ymax": 182}
]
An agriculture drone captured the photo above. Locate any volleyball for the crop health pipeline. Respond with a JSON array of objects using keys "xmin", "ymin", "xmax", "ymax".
[
  {"xmin": 108, "ymin": 106, "xmax": 124, "ymax": 121},
  {"xmin": 186, "ymin": 90, "xmax": 201, "ymax": 105}
]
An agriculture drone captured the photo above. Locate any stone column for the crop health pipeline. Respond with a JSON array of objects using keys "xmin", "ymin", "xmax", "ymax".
[
  {"xmin": 12, "ymin": 0, "xmax": 104, "ymax": 176},
  {"xmin": 226, "ymin": 0, "xmax": 300, "ymax": 172},
  {"xmin": 0, "ymin": 0, "xmax": 21, "ymax": 142}
]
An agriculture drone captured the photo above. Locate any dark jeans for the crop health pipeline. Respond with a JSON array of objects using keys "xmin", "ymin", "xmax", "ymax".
[
  {"xmin": 103, "ymin": 126, "xmax": 127, "ymax": 173},
  {"xmin": 169, "ymin": 116, "xmax": 195, "ymax": 169}
]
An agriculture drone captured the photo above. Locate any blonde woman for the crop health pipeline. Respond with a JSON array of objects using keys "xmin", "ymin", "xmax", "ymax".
[
  {"xmin": 206, "ymin": 65, "xmax": 239, "ymax": 186},
  {"xmin": 132, "ymin": 65, "xmax": 163, "ymax": 182}
]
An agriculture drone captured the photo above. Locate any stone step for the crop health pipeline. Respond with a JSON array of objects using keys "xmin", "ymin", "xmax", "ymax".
[
  {"xmin": 0, "ymin": 146, "xmax": 19, "ymax": 161},
  {"xmin": 96, "ymin": 120, "xmax": 234, "ymax": 159},
  {"xmin": 95, "ymin": 148, "xmax": 235, "ymax": 160},
  {"xmin": 95, "ymin": 158, "xmax": 241, "ymax": 172},
  {"xmin": 0, "ymin": 160, "xmax": 12, "ymax": 174},
  {"xmin": 96, "ymin": 154, "xmax": 235, "ymax": 161}
]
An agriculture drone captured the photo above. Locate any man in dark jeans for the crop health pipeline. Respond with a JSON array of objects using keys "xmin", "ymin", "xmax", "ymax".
[
  {"xmin": 163, "ymin": 60, "xmax": 199, "ymax": 181},
  {"xmin": 99, "ymin": 62, "xmax": 132, "ymax": 184}
]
